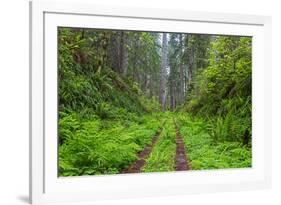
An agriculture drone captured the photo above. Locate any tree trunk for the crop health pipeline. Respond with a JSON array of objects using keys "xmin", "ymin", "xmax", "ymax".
[
  {"xmin": 170, "ymin": 83, "xmax": 176, "ymax": 110},
  {"xmin": 179, "ymin": 34, "xmax": 184, "ymax": 104},
  {"xmin": 159, "ymin": 33, "xmax": 168, "ymax": 109},
  {"xmin": 108, "ymin": 32, "xmax": 120, "ymax": 73},
  {"xmin": 120, "ymin": 31, "xmax": 128, "ymax": 76}
]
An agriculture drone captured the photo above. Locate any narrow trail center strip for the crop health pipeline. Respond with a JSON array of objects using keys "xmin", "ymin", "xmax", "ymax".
[
  {"xmin": 121, "ymin": 126, "xmax": 164, "ymax": 174},
  {"xmin": 173, "ymin": 118, "xmax": 190, "ymax": 171}
]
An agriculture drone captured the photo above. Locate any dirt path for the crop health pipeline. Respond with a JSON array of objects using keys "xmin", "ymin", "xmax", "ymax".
[
  {"xmin": 173, "ymin": 118, "xmax": 190, "ymax": 171},
  {"xmin": 121, "ymin": 126, "xmax": 164, "ymax": 173}
]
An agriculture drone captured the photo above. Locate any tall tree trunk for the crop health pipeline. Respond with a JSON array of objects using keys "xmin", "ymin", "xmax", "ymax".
[
  {"xmin": 170, "ymin": 82, "xmax": 175, "ymax": 110},
  {"xmin": 108, "ymin": 31, "xmax": 128, "ymax": 74},
  {"xmin": 108, "ymin": 32, "xmax": 120, "ymax": 73},
  {"xmin": 183, "ymin": 35, "xmax": 189, "ymax": 97},
  {"xmin": 120, "ymin": 31, "xmax": 128, "ymax": 76},
  {"xmin": 187, "ymin": 60, "xmax": 193, "ymax": 88},
  {"xmin": 193, "ymin": 49, "xmax": 200, "ymax": 96},
  {"xmin": 149, "ymin": 72, "xmax": 153, "ymax": 98},
  {"xmin": 159, "ymin": 33, "xmax": 168, "ymax": 109},
  {"xmin": 184, "ymin": 65, "xmax": 188, "ymax": 97},
  {"xmin": 179, "ymin": 34, "xmax": 184, "ymax": 104}
]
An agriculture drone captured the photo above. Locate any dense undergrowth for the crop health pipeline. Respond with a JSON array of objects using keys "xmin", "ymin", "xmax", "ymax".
[
  {"xmin": 58, "ymin": 28, "xmax": 162, "ymax": 176},
  {"xmin": 59, "ymin": 113, "xmax": 161, "ymax": 176},
  {"xmin": 58, "ymin": 69, "xmax": 162, "ymax": 176},
  {"xmin": 183, "ymin": 37, "xmax": 252, "ymax": 147},
  {"xmin": 142, "ymin": 116, "xmax": 176, "ymax": 172},
  {"xmin": 176, "ymin": 37, "xmax": 252, "ymax": 169},
  {"xmin": 176, "ymin": 114, "xmax": 251, "ymax": 170}
]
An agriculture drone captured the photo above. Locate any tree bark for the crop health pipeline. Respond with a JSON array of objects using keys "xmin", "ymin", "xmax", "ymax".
[
  {"xmin": 120, "ymin": 31, "xmax": 128, "ymax": 76},
  {"xmin": 179, "ymin": 34, "xmax": 184, "ymax": 104},
  {"xmin": 159, "ymin": 33, "xmax": 168, "ymax": 109}
]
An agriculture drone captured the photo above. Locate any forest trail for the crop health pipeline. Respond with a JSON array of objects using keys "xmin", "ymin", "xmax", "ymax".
[
  {"xmin": 121, "ymin": 115, "xmax": 191, "ymax": 174},
  {"xmin": 173, "ymin": 118, "xmax": 190, "ymax": 171},
  {"xmin": 121, "ymin": 125, "xmax": 164, "ymax": 173}
]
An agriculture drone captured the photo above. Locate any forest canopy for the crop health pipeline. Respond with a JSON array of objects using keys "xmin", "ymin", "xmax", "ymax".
[{"xmin": 58, "ymin": 27, "xmax": 252, "ymax": 176}]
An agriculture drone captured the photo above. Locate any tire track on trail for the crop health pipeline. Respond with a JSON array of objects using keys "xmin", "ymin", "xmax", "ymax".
[
  {"xmin": 173, "ymin": 118, "xmax": 190, "ymax": 171},
  {"xmin": 121, "ymin": 122, "xmax": 166, "ymax": 174}
]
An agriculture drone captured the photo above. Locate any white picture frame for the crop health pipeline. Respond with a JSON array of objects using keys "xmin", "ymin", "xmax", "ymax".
[{"xmin": 29, "ymin": 0, "xmax": 272, "ymax": 204}]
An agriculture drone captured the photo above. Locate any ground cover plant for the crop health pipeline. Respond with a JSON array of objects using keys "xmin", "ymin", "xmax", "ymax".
[
  {"xmin": 142, "ymin": 115, "xmax": 176, "ymax": 172},
  {"xmin": 58, "ymin": 28, "xmax": 252, "ymax": 176}
]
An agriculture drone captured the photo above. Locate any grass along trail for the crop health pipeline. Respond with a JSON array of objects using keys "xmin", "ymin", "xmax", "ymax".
[{"xmin": 141, "ymin": 116, "xmax": 177, "ymax": 173}]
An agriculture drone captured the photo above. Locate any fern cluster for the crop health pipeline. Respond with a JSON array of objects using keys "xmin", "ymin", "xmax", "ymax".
[
  {"xmin": 177, "ymin": 114, "xmax": 251, "ymax": 170},
  {"xmin": 59, "ymin": 113, "xmax": 161, "ymax": 176}
]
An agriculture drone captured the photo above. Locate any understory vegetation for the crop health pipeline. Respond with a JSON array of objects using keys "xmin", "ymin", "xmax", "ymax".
[
  {"xmin": 58, "ymin": 28, "xmax": 252, "ymax": 177},
  {"xmin": 142, "ymin": 116, "xmax": 176, "ymax": 172},
  {"xmin": 177, "ymin": 114, "xmax": 251, "ymax": 170}
]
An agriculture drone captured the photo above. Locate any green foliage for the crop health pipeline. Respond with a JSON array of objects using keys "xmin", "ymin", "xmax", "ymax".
[
  {"xmin": 206, "ymin": 107, "xmax": 251, "ymax": 143},
  {"xmin": 58, "ymin": 28, "xmax": 252, "ymax": 176},
  {"xmin": 176, "ymin": 114, "xmax": 251, "ymax": 170},
  {"xmin": 139, "ymin": 95, "xmax": 161, "ymax": 112},
  {"xmin": 58, "ymin": 28, "xmax": 155, "ymax": 117},
  {"xmin": 184, "ymin": 36, "xmax": 252, "ymax": 145},
  {"xmin": 59, "ymin": 113, "xmax": 161, "ymax": 176},
  {"xmin": 58, "ymin": 28, "xmax": 166, "ymax": 176},
  {"xmin": 142, "ymin": 117, "xmax": 176, "ymax": 172},
  {"xmin": 58, "ymin": 112, "xmax": 80, "ymax": 144}
]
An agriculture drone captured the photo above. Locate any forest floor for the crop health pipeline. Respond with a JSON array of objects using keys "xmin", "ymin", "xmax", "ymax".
[
  {"xmin": 121, "ymin": 125, "xmax": 165, "ymax": 173},
  {"xmin": 59, "ymin": 111, "xmax": 252, "ymax": 176},
  {"xmin": 121, "ymin": 113, "xmax": 191, "ymax": 174},
  {"xmin": 118, "ymin": 111, "xmax": 252, "ymax": 174}
]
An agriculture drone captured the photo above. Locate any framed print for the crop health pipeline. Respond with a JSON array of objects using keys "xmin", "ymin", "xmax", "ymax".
[{"xmin": 29, "ymin": 0, "xmax": 272, "ymax": 204}]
